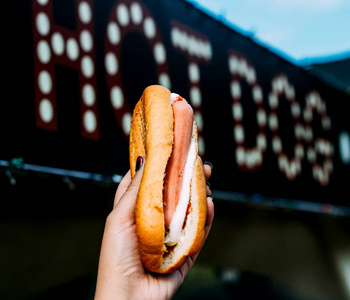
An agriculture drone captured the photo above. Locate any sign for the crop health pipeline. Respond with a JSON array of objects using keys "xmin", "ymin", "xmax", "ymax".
[{"xmin": 1, "ymin": 0, "xmax": 350, "ymax": 206}]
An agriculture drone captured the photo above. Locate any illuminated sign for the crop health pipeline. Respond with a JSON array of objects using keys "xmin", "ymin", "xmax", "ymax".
[{"xmin": 1, "ymin": 0, "xmax": 349, "ymax": 205}]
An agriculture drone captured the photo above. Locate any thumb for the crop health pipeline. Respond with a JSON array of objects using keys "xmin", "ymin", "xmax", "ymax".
[{"xmin": 113, "ymin": 157, "xmax": 145, "ymax": 220}]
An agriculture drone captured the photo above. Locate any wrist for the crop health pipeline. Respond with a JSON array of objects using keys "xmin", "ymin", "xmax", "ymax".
[{"xmin": 94, "ymin": 275, "xmax": 130, "ymax": 300}]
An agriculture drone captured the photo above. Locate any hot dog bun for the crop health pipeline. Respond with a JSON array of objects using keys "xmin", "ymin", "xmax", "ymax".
[{"xmin": 129, "ymin": 85, "xmax": 207, "ymax": 273}]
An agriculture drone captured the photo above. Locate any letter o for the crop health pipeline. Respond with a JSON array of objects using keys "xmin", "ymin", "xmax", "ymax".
[{"xmin": 104, "ymin": 0, "xmax": 170, "ymax": 137}]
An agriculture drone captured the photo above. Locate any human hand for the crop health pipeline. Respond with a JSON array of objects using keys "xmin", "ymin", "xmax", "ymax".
[{"xmin": 94, "ymin": 158, "xmax": 214, "ymax": 300}]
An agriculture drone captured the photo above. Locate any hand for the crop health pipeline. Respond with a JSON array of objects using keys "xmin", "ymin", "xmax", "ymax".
[{"xmin": 94, "ymin": 159, "xmax": 214, "ymax": 300}]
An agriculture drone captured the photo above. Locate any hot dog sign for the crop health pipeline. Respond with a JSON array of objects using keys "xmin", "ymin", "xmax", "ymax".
[{"xmin": 2, "ymin": 0, "xmax": 349, "ymax": 204}]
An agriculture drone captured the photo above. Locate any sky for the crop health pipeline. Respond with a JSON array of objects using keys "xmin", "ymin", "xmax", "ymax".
[{"xmin": 191, "ymin": 0, "xmax": 350, "ymax": 65}]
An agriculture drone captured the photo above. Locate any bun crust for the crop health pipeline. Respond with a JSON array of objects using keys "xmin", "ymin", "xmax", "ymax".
[{"xmin": 129, "ymin": 85, "xmax": 207, "ymax": 273}]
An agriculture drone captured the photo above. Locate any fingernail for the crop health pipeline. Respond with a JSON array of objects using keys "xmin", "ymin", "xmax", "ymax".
[
  {"xmin": 135, "ymin": 156, "xmax": 144, "ymax": 172},
  {"xmin": 207, "ymin": 194, "xmax": 213, "ymax": 200},
  {"xmin": 204, "ymin": 161, "xmax": 213, "ymax": 170},
  {"xmin": 206, "ymin": 181, "xmax": 210, "ymax": 187}
]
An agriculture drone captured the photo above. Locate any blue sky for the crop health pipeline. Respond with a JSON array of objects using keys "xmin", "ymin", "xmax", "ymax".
[{"xmin": 191, "ymin": 0, "xmax": 350, "ymax": 64}]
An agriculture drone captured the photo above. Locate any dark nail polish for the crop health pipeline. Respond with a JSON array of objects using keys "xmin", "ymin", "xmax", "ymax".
[
  {"xmin": 204, "ymin": 161, "xmax": 213, "ymax": 170},
  {"xmin": 206, "ymin": 181, "xmax": 210, "ymax": 187},
  {"xmin": 207, "ymin": 194, "xmax": 213, "ymax": 199},
  {"xmin": 135, "ymin": 156, "xmax": 144, "ymax": 172}
]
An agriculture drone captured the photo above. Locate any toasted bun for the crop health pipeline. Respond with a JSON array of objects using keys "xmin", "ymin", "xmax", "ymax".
[{"xmin": 129, "ymin": 85, "xmax": 207, "ymax": 273}]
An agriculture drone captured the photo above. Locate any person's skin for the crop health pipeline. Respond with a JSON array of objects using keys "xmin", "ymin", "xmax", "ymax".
[{"xmin": 95, "ymin": 158, "xmax": 214, "ymax": 300}]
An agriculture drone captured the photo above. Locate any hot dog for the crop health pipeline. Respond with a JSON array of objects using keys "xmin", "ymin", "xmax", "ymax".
[{"xmin": 129, "ymin": 85, "xmax": 207, "ymax": 273}]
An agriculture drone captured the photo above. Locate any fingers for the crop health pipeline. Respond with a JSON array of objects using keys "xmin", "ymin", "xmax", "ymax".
[
  {"xmin": 203, "ymin": 161, "xmax": 214, "ymax": 248},
  {"xmin": 114, "ymin": 170, "xmax": 132, "ymax": 208},
  {"xmin": 113, "ymin": 157, "xmax": 146, "ymax": 208},
  {"xmin": 204, "ymin": 161, "xmax": 214, "ymax": 236},
  {"xmin": 203, "ymin": 161, "xmax": 212, "ymax": 181},
  {"xmin": 203, "ymin": 161, "xmax": 214, "ymax": 230},
  {"xmin": 204, "ymin": 195, "xmax": 214, "ymax": 239},
  {"xmin": 206, "ymin": 182, "xmax": 211, "ymax": 196},
  {"xmin": 113, "ymin": 157, "xmax": 145, "ymax": 220},
  {"xmin": 204, "ymin": 161, "xmax": 213, "ymax": 196}
]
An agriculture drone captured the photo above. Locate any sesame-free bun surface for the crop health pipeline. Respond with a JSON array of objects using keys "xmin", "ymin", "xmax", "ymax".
[{"xmin": 129, "ymin": 85, "xmax": 207, "ymax": 273}]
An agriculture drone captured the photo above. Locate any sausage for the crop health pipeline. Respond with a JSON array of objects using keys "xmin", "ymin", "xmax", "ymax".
[{"xmin": 163, "ymin": 99, "xmax": 194, "ymax": 230}]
